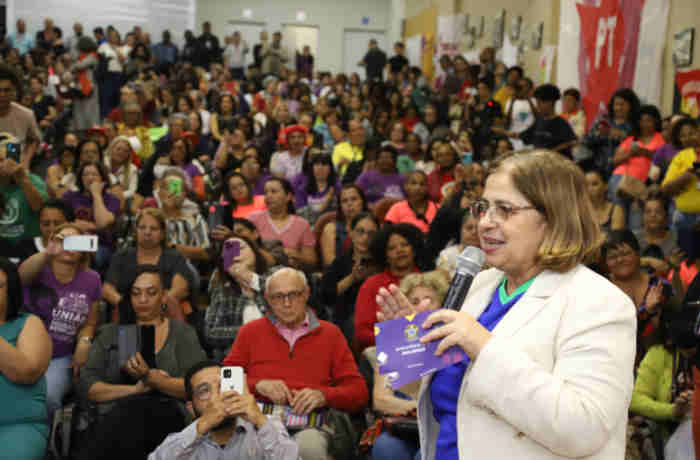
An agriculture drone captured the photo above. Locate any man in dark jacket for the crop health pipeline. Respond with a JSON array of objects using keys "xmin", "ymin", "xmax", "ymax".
[
  {"xmin": 359, "ymin": 39, "xmax": 386, "ymax": 82},
  {"xmin": 197, "ymin": 21, "xmax": 221, "ymax": 70}
]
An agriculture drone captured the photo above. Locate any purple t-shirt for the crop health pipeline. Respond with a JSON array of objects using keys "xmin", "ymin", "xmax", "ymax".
[
  {"xmin": 62, "ymin": 190, "xmax": 121, "ymax": 247},
  {"xmin": 291, "ymin": 173, "xmax": 340, "ymax": 209},
  {"xmin": 354, "ymin": 170, "xmax": 406, "ymax": 204},
  {"xmin": 23, "ymin": 265, "xmax": 102, "ymax": 357},
  {"xmin": 653, "ymin": 144, "xmax": 680, "ymax": 167}
]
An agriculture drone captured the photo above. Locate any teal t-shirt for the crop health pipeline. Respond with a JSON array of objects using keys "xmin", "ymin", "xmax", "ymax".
[{"xmin": 0, "ymin": 174, "xmax": 47, "ymax": 243}]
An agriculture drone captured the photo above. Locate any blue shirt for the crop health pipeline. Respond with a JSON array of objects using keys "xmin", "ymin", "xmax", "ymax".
[
  {"xmin": 8, "ymin": 32, "xmax": 35, "ymax": 55},
  {"xmin": 429, "ymin": 277, "xmax": 535, "ymax": 460}
]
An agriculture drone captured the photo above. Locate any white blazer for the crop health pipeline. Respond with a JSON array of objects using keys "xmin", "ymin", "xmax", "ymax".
[{"xmin": 416, "ymin": 265, "xmax": 637, "ymax": 459}]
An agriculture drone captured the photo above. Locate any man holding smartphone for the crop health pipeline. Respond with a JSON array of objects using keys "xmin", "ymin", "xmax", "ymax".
[{"xmin": 149, "ymin": 361, "xmax": 299, "ymax": 460}]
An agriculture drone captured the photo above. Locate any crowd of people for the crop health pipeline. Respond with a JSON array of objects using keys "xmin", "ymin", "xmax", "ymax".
[{"xmin": 1, "ymin": 15, "xmax": 700, "ymax": 460}]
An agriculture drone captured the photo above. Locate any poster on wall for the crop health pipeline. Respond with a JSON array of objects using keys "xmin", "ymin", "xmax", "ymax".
[
  {"xmin": 405, "ymin": 35, "xmax": 424, "ymax": 68},
  {"xmin": 437, "ymin": 15, "xmax": 466, "ymax": 59},
  {"xmin": 675, "ymin": 69, "xmax": 700, "ymax": 118},
  {"xmin": 556, "ymin": 0, "xmax": 669, "ymax": 129}
]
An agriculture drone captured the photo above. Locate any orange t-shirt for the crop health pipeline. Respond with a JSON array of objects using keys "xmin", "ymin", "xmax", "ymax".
[
  {"xmin": 612, "ymin": 132, "xmax": 666, "ymax": 181},
  {"xmin": 232, "ymin": 195, "xmax": 267, "ymax": 219}
]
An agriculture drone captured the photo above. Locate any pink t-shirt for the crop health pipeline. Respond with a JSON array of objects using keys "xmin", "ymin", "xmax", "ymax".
[
  {"xmin": 613, "ymin": 132, "xmax": 666, "ymax": 181},
  {"xmin": 232, "ymin": 195, "xmax": 267, "ymax": 219},
  {"xmin": 383, "ymin": 200, "xmax": 439, "ymax": 233},
  {"xmin": 248, "ymin": 211, "xmax": 316, "ymax": 250}
]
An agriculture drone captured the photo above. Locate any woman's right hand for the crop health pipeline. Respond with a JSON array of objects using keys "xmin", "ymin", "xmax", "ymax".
[
  {"xmin": 376, "ymin": 284, "xmax": 427, "ymax": 322},
  {"xmin": 672, "ymin": 391, "xmax": 693, "ymax": 418}
]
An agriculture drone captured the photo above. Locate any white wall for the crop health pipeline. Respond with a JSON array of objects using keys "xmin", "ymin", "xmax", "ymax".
[
  {"xmin": 7, "ymin": 0, "xmax": 195, "ymax": 47},
  {"xmin": 195, "ymin": 0, "xmax": 392, "ymax": 73}
]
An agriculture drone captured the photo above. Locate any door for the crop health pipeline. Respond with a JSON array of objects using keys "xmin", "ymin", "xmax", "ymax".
[
  {"xmin": 343, "ymin": 29, "xmax": 387, "ymax": 78},
  {"xmin": 281, "ymin": 24, "xmax": 319, "ymax": 73},
  {"xmin": 225, "ymin": 21, "xmax": 267, "ymax": 68}
]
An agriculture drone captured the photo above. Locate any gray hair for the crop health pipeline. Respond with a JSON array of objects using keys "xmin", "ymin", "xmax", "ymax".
[
  {"xmin": 168, "ymin": 113, "xmax": 191, "ymax": 130},
  {"xmin": 264, "ymin": 267, "xmax": 308, "ymax": 293}
]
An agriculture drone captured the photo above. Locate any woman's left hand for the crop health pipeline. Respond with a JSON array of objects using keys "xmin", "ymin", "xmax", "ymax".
[
  {"xmin": 421, "ymin": 310, "xmax": 493, "ymax": 359},
  {"xmin": 124, "ymin": 352, "xmax": 151, "ymax": 380}
]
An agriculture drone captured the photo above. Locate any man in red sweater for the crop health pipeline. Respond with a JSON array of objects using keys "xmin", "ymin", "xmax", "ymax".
[{"xmin": 223, "ymin": 267, "xmax": 368, "ymax": 460}]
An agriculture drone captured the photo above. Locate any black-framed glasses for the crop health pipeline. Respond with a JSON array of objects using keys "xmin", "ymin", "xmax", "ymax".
[
  {"xmin": 470, "ymin": 199, "xmax": 538, "ymax": 223},
  {"xmin": 268, "ymin": 290, "xmax": 305, "ymax": 304}
]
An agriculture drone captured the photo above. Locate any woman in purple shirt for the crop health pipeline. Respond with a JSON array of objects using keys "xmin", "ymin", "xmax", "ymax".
[
  {"xmin": 18, "ymin": 223, "xmax": 102, "ymax": 422},
  {"xmin": 355, "ymin": 145, "xmax": 406, "ymax": 204},
  {"xmin": 61, "ymin": 161, "xmax": 120, "ymax": 269}
]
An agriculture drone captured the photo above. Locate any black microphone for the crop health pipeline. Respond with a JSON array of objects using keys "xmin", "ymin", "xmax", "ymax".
[{"xmin": 442, "ymin": 246, "xmax": 485, "ymax": 311}]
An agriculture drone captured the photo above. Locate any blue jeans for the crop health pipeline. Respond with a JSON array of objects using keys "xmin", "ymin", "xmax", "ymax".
[
  {"xmin": 46, "ymin": 355, "xmax": 73, "ymax": 422},
  {"xmin": 372, "ymin": 432, "xmax": 419, "ymax": 460}
]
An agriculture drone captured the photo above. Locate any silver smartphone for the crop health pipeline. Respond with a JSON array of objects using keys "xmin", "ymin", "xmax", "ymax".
[
  {"xmin": 63, "ymin": 235, "xmax": 98, "ymax": 252},
  {"xmin": 220, "ymin": 366, "xmax": 245, "ymax": 394}
]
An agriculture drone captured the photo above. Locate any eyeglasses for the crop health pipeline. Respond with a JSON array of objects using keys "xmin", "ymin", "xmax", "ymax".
[
  {"xmin": 192, "ymin": 382, "xmax": 213, "ymax": 401},
  {"xmin": 268, "ymin": 290, "xmax": 304, "ymax": 304},
  {"xmin": 470, "ymin": 199, "xmax": 538, "ymax": 223}
]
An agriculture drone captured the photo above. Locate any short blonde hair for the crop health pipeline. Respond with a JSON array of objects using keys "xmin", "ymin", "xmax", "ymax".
[
  {"xmin": 51, "ymin": 223, "xmax": 91, "ymax": 268},
  {"xmin": 489, "ymin": 149, "xmax": 603, "ymax": 272},
  {"xmin": 400, "ymin": 271, "xmax": 449, "ymax": 302}
]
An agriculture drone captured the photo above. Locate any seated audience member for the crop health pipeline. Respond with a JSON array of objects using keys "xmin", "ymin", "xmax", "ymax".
[
  {"xmin": 77, "ymin": 265, "xmax": 206, "ymax": 460},
  {"xmin": 187, "ymin": 110, "xmax": 215, "ymax": 159},
  {"xmin": 156, "ymin": 168, "xmax": 211, "ymax": 262},
  {"xmin": 149, "ymin": 360, "xmax": 299, "ymax": 459},
  {"xmin": 223, "ymin": 268, "xmax": 369, "ymax": 460},
  {"xmin": 382, "ymin": 121, "xmax": 406, "ymax": 154},
  {"xmin": 384, "ymin": 170, "xmax": 439, "ymax": 233},
  {"xmin": 496, "ymin": 84, "xmax": 577, "ymax": 157},
  {"xmin": 118, "ymin": 102, "xmax": 155, "ymax": 162},
  {"xmin": 609, "ymin": 104, "xmax": 665, "ymax": 202},
  {"xmin": 19, "ymin": 223, "xmax": 101, "ymax": 422},
  {"xmin": 396, "ymin": 132, "xmax": 426, "ymax": 175},
  {"xmin": 583, "ymin": 88, "xmax": 641, "ymax": 175},
  {"xmin": 355, "ymin": 223, "xmax": 425, "ymax": 353},
  {"xmin": 319, "ymin": 184, "xmax": 369, "ymax": 268},
  {"xmin": 0, "ymin": 137, "xmax": 47, "ymax": 245},
  {"xmin": 426, "ymin": 141, "xmax": 459, "ymax": 203},
  {"xmin": 62, "ymin": 161, "xmax": 120, "ymax": 268},
  {"xmin": 248, "ymin": 177, "xmax": 316, "ymax": 270},
  {"xmin": 28, "ymin": 75, "xmax": 57, "ymax": 133},
  {"xmin": 205, "ymin": 235, "xmax": 270, "ymax": 361},
  {"xmin": 240, "ymin": 150, "xmax": 270, "ymax": 196},
  {"xmin": 501, "ymin": 77, "xmax": 536, "ymax": 150},
  {"xmin": 634, "ymin": 193, "xmax": 679, "ymax": 275},
  {"xmin": 0, "ymin": 257, "xmax": 52, "ymax": 460},
  {"xmin": 603, "ymin": 230, "xmax": 672, "ymax": 369},
  {"xmin": 559, "ymin": 87, "xmax": 586, "ymax": 139},
  {"xmin": 214, "ymin": 126, "xmax": 249, "ymax": 175},
  {"xmin": 661, "ymin": 118, "xmax": 700, "ymax": 261},
  {"xmin": 220, "ymin": 171, "xmax": 267, "ymax": 221},
  {"xmin": 210, "ymin": 93, "xmax": 239, "ymax": 145},
  {"xmin": 355, "ymin": 144, "xmax": 405, "ymax": 205},
  {"xmin": 8, "ymin": 199, "xmax": 73, "ymax": 263},
  {"xmin": 412, "ymin": 103, "xmax": 448, "ymax": 146},
  {"xmin": 320, "ymin": 212, "xmax": 380, "ymax": 343},
  {"xmin": 652, "ymin": 116, "xmax": 695, "ymax": 183},
  {"xmin": 46, "ymin": 144, "xmax": 78, "ymax": 199},
  {"xmin": 153, "ymin": 137, "xmax": 206, "ymax": 201},
  {"xmin": 104, "ymin": 136, "xmax": 140, "ymax": 208},
  {"xmin": 436, "ymin": 209, "xmax": 480, "ymax": 277},
  {"xmin": 332, "ymin": 119, "xmax": 366, "ymax": 182},
  {"xmin": 0, "ymin": 65, "xmax": 42, "ymax": 143},
  {"xmin": 628, "ymin": 308, "xmax": 698, "ymax": 459},
  {"xmin": 103, "ymin": 209, "xmax": 193, "ymax": 322},
  {"xmin": 584, "ymin": 169, "xmax": 626, "ymax": 234},
  {"xmin": 293, "ymin": 153, "xmax": 339, "ymax": 226},
  {"xmin": 270, "ymin": 125, "xmax": 308, "ymax": 182},
  {"xmin": 366, "ymin": 271, "xmax": 448, "ymax": 460}
]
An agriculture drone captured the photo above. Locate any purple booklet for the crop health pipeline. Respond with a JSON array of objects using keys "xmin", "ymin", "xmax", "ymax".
[{"xmin": 375, "ymin": 310, "xmax": 467, "ymax": 390}]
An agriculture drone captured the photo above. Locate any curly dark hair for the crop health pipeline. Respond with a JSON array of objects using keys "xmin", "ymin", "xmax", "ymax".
[
  {"xmin": 607, "ymin": 88, "xmax": 641, "ymax": 129},
  {"xmin": 370, "ymin": 223, "xmax": 427, "ymax": 271},
  {"xmin": 670, "ymin": 117, "xmax": 697, "ymax": 150}
]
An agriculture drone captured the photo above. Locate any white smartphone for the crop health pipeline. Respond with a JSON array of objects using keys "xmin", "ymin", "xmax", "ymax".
[
  {"xmin": 63, "ymin": 235, "xmax": 98, "ymax": 252},
  {"xmin": 220, "ymin": 366, "xmax": 245, "ymax": 394}
]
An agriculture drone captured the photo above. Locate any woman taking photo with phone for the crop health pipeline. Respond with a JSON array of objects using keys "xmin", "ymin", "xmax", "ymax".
[
  {"xmin": 77, "ymin": 265, "xmax": 206, "ymax": 460},
  {"xmin": 0, "ymin": 257, "xmax": 52, "ymax": 460},
  {"xmin": 205, "ymin": 235, "xmax": 270, "ymax": 361},
  {"xmin": 18, "ymin": 223, "xmax": 101, "ymax": 423}
]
